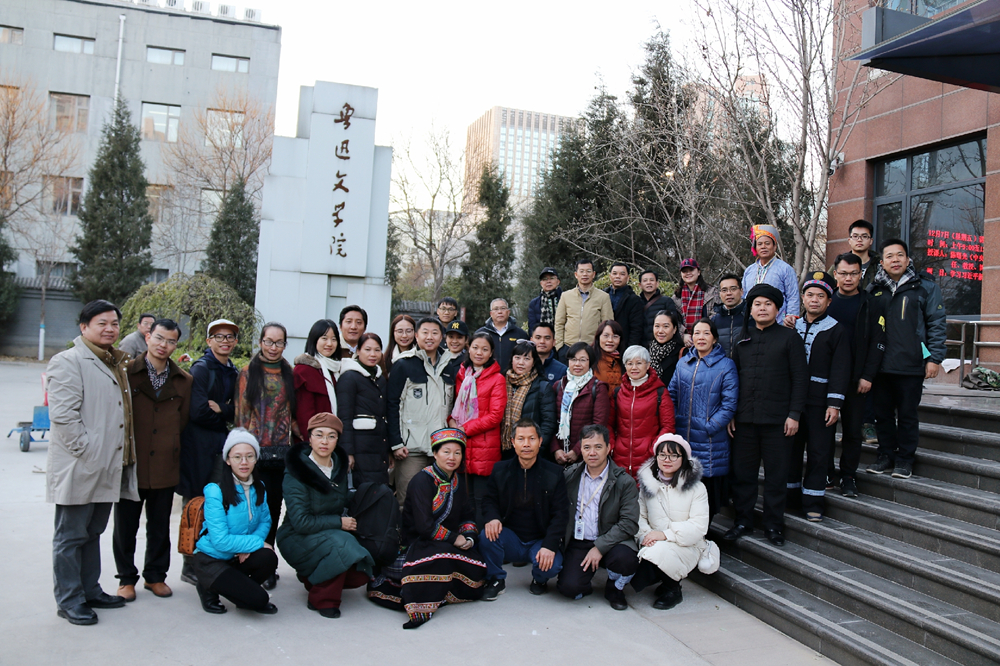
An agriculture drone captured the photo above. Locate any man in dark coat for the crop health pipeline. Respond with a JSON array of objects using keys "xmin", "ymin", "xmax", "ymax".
[
  {"xmin": 480, "ymin": 419, "xmax": 569, "ymax": 600},
  {"xmin": 476, "ymin": 298, "xmax": 528, "ymax": 373},
  {"xmin": 725, "ymin": 284, "xmax": 808, "ymax": 547},
  {"xmin": 115, "ymin": 319, "xmax": 192, "ymax": 601},
  {"xmin": 639, "ymin": 269, "xmax": 680, "ymax": 345},
  {"xmin": 177, "ymin": 319, "xmax": 239, "ymax": 584},
  {"xmin": 606, "ymin": 262, "xmax": 644, "ymax": 352},
  {"xmin": 713, "ymin": 273, "xmax": 745, "ymax": 358},
  {"xmin": 788, "ymin": 274, "xmax": 850, "ymax": 521},
  {"xmin": 866, "ymin": 239, "xmax": 946, "ymax": 480},
  {"xmin": 557, "ymin": 425, "xmax": 639, "ymax": 611},
  {"xmin": 531, "ymin": 323, "xmax": 567, "ymax": 385},
  {"xmin": 528, "ymin": 267, "xmax": 562, "ymax": 335}
]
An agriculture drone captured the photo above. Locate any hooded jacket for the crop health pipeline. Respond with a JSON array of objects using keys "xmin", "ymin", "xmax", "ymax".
[
  {"xmin": 610, "ymin": 368, "xmax": 676, "ymax": 478},
  {"xmin": 178, "ymin": 349, "xmax": 238, "ymax": 497},
  {"xmin": 563, "ymin": 460, "xmax": 640, "ymax": 553},
  {"xmin": 869, "ymin": 266, "xmax": 946, "ymax": 375},
  {"xmin": 476, "ymin": 319, "xmax": 528, "ymax": 374},
  {"xmin": 455, "ymin": 360, "xmax": 508, "ymax": 476},
  {"xmin": 712, "ymin": 300, "xmax": 746, "ymax": 358},
  {"xmin": 606, "ymin": 284, "xmax": 645, "ymax": 351},
  {"xmin": 335, "ymin": 358, "xmax": 389, "ymax": 460},
  {"xmin": 387, "ymin": 348, "xmax": 456, "ymax": 455},
  {"xmin": 528, "ymin": 287, "xmax": 563, "ymax": 334},
  {"xmin": 668, "ymin": 345, "xmax": 738, "ymax": 478}
]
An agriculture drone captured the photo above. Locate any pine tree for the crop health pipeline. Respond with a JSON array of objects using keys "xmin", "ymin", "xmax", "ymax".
[
  {"xmin": 204, "ymin": 176, "xmax": 259, "ymax": 306},
  {"xmin": 71, "ymin": 99, "xmax": 153, "ymax": 305},
  {"xmin": 0, "ymin": 218, "xmax": 19, "ymax": 332},
  {"xmin": 460, "ymin": 166, "xmax": 515, "ymax": 328}
]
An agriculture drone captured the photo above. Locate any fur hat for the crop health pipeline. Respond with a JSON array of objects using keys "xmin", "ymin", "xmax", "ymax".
[{"xmin": 222, "ymin": 427, "xmax": 260, "ymax": 461}]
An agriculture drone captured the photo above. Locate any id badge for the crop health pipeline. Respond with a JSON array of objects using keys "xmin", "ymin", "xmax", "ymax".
[{"xmin": 574, "ymin": 516, "xmax": 585, "ymax": 540}]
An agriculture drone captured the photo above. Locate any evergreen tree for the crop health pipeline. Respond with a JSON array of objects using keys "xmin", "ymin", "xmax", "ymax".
[
  {"xmin": 71, "ymin": 99, "xmax": 153, "ymax": 305},
  {"xmin": 0, "ymin": 218, "xmax": 19, "ymax": 332},
  {"xmin": 460, "ymin": 166, "xmax": 515, "ymax": 328},
  {"xmin": 204, "ymin": 176, "xmax": 259, "ymax": 306}
]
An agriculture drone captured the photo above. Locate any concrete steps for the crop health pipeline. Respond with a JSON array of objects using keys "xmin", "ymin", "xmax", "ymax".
[{"xmin": 855, "ymin": 442, "xmax": 1000, "ymax": 494}]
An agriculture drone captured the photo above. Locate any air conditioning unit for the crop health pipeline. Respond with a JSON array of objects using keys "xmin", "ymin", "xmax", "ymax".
[
  {"xmin": 164, "ymin": 0, "xmax": 184, "ymax": 9},
  {"xmin": 217, "ymin": 4, "xmax": 236, "ymax": 18},
  {"xmin": 244, "ymin": 7, "xmax": 261, "ymax": 22},
  {"xmin": 191, "ymin": 0, "xmax": 210, "ymax": 14}
]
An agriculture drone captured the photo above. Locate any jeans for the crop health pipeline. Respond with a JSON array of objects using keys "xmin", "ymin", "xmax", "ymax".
[
  {"xmin": 478, "ymin": 527, "xmax": 563, "ymax": 583},
  {"xmin": 53, "ymin": 503, "xmax": 113, "ymax": 610}
]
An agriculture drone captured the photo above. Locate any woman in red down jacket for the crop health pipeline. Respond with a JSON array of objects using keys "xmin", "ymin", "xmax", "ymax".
[
  {"xmin": 449, "ymin": 332, "xmax": 507, "ymax": 522},
  {"xmin": 612, "ymin": 344, "xmax": 676, "ymax": 478}
]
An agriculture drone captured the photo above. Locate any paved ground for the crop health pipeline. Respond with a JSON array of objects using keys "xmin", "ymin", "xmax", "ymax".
[{"xmin": 0, "ymin": 360, "xmax": 828, "ymax": 666}]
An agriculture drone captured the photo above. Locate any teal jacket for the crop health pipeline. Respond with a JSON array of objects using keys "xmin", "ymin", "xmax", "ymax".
[{"xmin": 195, "ymin": 481, "xmax": 270, "ymax": 560}]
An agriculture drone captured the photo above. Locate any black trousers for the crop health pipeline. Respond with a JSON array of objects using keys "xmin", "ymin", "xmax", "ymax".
[
  {"xmin": 789, "ymin": 407, "xmax": 834, "ymax": 515},
  {"xmin": 465, "ymin": 473, "xmax": 489, "ymax": 529},
  {"xmin": 256, "ymin": 465, "xmax": 284, "ymax": 545},
  {"xmin": 834, "ymin": 389, "xmax": 866, "ymax": 479},
  {"xmin": 210, "ymin": 549, "xmax": 278, "ymax": 610},
  {"xmin": 113, "ymin": 487, "xmax": 175, "ymax": 586},
  {"xmin": 731, "ymin": 423, "xmax": 790, "ymax": 532},
  {"xmin": 703, "ymin": 475, "xmax": 727, "ymax": 524},
  {"xmin": 873, "ymin": 373, "xmax": 924, "ymax": 465},
  {"xmin": 557, "ymin": 540, "xmax": 639, "ymax": 599}
]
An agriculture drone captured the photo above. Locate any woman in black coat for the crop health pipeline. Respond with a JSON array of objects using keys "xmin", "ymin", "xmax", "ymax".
[
  {"xmin": 501, "ymin": 340, "xmax": 557, "ymax": 458},
  {"xmin": 336, "ymin": 333, "xmax": 390, "ymax": 486}
]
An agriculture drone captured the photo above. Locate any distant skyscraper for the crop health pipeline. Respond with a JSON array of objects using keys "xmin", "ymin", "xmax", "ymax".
[{"xmin": 464, "ymin": 106, "xmax": 578, "ymax": 211}]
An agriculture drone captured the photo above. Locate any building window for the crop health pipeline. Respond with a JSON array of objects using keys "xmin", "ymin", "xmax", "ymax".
[
  {"xmin": 211, "ymin": 54, "xmax": 249, "ymax": 73},
  {"xmin": 50, "ymin": 93, "xmax": 89, "ymax": 133},
  {"xmin": 147, "ymin": 46, "xmax": 184, "ymax": 66},
  {"xmin": 37, "ymin": 261, "xmax": 77, "ymax": 279},
  {"xmin": 205, "ymin": 109, "xmax": 243, "ymax": 147},
  {"xmin": 141, "ymin": 103, "xmax": 180, "ymax": 142},
  {"xmin": 0, "ymin": 26, "xmax": 24, "ymax": 44},
  {"xmin": 47, "ymin": 176, "xmax": 84, "ymax": 215},
  {"xmin": 147, "ymin": 268, "xmax": 169, "ymax": 284},
  {"xmin": 53, "ymin": 34, "xmax": 94, "ymax": 54},
  {"xmin": 873, "ymin": 136, "xmax": 986, "ymax": 315},
  {"xmin": 147, "ymin": 184, "xmax": 173, "ymax": 224}
]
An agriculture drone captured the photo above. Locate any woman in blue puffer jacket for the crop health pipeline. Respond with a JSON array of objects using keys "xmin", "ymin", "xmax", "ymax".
[{"xmin": 668, "ymin": 318, "xmax": 738, "ymax": 522}]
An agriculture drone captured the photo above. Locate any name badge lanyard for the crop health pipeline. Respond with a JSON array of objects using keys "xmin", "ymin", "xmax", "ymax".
[{"xmin": 575, "ymin": 478, "xmax": 607, "ymax": 540}]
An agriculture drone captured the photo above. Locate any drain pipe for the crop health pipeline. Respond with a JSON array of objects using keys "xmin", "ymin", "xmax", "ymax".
[{"xmin": 114, "ymin": 14, "xmax": 125, "ymax": 102}]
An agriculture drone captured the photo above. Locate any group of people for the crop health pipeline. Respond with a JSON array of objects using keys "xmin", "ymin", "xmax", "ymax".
[{"xmin": 44, "ymin": 219, "xmax": 946, "ymax": 629}]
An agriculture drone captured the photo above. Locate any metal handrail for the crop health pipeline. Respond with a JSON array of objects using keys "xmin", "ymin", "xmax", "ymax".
[{"xmin": 944, "ymin": 319, "xmax": 1000, "ymax": 384}]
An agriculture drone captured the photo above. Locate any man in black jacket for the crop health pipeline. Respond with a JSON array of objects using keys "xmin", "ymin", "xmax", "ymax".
[
  {"xmin": 606, "ymin": 262, "xmax": 644, "ymax": 352},
  {"xmin": 476, "ymin": 298, "xmax": 528, "ymax": 373},
  {"xmin": 866, "ymin": 239, "xmax": 946, "ymax": 480},
  {"xmin": 713, "ymin": 273, "xmax": 745, "ymax": 358},
  {"xmin": 480, "ymin": 418, "xmax": 569, "ymax": 600},
  {"xmin": 528, "ymin": 268, "xmax": 562, "ymax": 335},
  {"xmin": 639, "ymin": 269, "xmax": 680, "ymax": 345},
  {"xmin": 725, "ymin": 284, "xmax": 808, "ymax": 547},
  {"xmin": 828, "ymin": 253, "xmax": 886, "ymax": 497},
  {"xmin": 788, "ymin": 273, "xmax": 851, "ymax": 521}
]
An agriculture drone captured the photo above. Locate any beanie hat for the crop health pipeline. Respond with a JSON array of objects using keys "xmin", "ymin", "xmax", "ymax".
[
  {"xmin": 745, "ymin": 283, "xmax": 785, "ymax": 311},
  {"xmin": 222, "ymin": 428, "xmax": 260, "ymax": 461},
  {"xmin": 653, "ymin": 433, "xmax": 692, "ymax": 460},
  {"xmin": 307, "ymin": 412, "xmax": 344, "ymax": 435}
]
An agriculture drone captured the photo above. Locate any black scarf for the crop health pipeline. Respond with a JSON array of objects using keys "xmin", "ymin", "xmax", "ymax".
[
  {"xmin": 648, "ymin": 335, "xmax": 681, "ymax": 373},
  {"xmin": 539, "ymin": 290, "xmax": 559, "ymax": 326}
]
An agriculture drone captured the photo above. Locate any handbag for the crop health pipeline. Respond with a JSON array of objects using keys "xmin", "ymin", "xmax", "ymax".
[
  {"xmin": 353, "ymin": 416, "xmax": 378, "ymax": 431},
  {"xmin": 256, "ymin": 444, "xmax": 291, "ymax": 469},
  {"xmin": 697, "ymin": 539, "xmax": 721, "ymax": 574}
]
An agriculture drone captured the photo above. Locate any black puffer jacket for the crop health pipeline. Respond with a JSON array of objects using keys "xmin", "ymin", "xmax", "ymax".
[
  {"xmin": 606, "ymin": 285, "xmax": 645, "ymax": 352},
  {"xmin": 733, "ymin": 322, "xmax": 808, "ymax": 424},
  {"xmin": 713, "ymin": 300, "xmax": 746, "ymax": 359},
  {"xmin": 869, "ymin": 268, "xmax": 946, "ymax": 376},
  {"xmin": 178, "ymin": 349, "xmax": 238, "ymax": 498},
  {"xmin": 335, "ymin": 359, "xmax": 389, "ymax": 468},
  {"xmin": 641, "ymin": 291, "xmax": 680, "ymax": 345},
  {"xmin": 520, "ymin": 375, "xmax": 558, "ymax": 450}
]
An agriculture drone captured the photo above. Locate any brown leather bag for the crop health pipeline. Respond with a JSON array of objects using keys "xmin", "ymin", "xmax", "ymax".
[{"xmin": 177, "ymin": 496, "xmax": 206, "ymax": 555}]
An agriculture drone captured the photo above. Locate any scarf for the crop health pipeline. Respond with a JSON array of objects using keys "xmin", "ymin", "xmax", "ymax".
[
  {"xmin": 539, "ymin": 290, "xmax": 559, "ymax": 326},
  {"xmin": 681, "ymin": 284, "xmax": 705, "ymax": 330},
  {"xmin": 233, "ymin": 473, "xmax": 255, "ymax": 523},
  {"xmin": 424, "ymin": 462, "xmax": 459, "ymax": 541},
  {"xmin": 83, "ymin": 337, "xmax": 135, "ymax": 466},
  {"xmin": 451, "ymin": 366, "xmax": 481, "ymax": 426},
  {"xmin": 872, "ymin": 261, "xmax": 916, "ymax": 295},
  {"xmin": 315, "ymin": 353, "xmax": 341, "ymax": 414},
  {"xmin": 503, "ymin": 368, "xmax": 537, "ymax": 449},
  {"xmin": 557, "ymin": 369, "xmax": 593, "ymax": 446},
  {"xmin": 648, "ymin": 336, "xmax": 681, "ymax": 375}
]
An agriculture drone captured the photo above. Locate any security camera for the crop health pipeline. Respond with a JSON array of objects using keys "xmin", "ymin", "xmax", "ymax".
[{"xmin": 828, "ymin": 152, "xmax": 845, "ymax": 176}]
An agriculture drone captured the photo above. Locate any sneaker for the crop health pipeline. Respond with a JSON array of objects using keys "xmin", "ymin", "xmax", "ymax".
[
  {"xmin": 841, "ymin": 476, "xmax": 858, "ymax": 498},
  {"xmin": 529, "ymin": 579, "xmax": 548, "ymax": 596},
  {"xmin": 825, "ymin": 473, "xmax": 841, "ymax": 490},
  {"xmin": 863, "ymin": 424, "xmax": 878, "ymax": 443},
  {"xmin": 806, "ymin": 512, "xmax": 823, "ymax": 523},
  {"xmin": 481, "ymin": 578, "xmax": 505, "ymax": 601},
  {"xmin": 866, "ymin": 456, "xmax": 893, "ymax": 474},
  {"xmin": 891, "ymin": 461, "xmax": 913, "ymax": 479}
]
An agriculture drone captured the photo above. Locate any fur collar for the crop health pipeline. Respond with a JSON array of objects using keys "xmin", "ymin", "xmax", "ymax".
[
  {"xmin": 294, "ymin": 353, "xmax": 321, "ymax": 370},
  {"xmin": 283, "ymin": 441, "xmax": 348, "ymax": 493},
  {"xmin": 637, "ymin": 455, "xmax": 703, "ymax": 497}
]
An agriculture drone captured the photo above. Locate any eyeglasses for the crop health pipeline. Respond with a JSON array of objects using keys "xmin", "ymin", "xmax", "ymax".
[
  {"xmin": 720, "ymin": 287, "xmax": 742, "ymax": 294},
  {"xmin": 491, "ymin": 307, "xmax": 509, "ymax": 312},
  {"xmin": 656, "ymin": 453, "xmax": 682, "ymax": 462},
  {"xmin": 568, "ymin": 357, "xmax": 589, "ymax": 364},
  {"xmin": 437, "ymin": 306, "xmax": 457, "ymax": 312},
  {"xmin": 836, "ymin": 270, "xmax": 861, "ymax": 278},
  {"xmin": 261, "ymin": 339, "xmax": 286, "ymax": 348},
  {"xmin": 624, "ymin": 360, "xmax": 648, "ymax": 368},
  {"xmin": 849, "ymin": 234, "xmax": 871, "ymax": 241},
  {"xmin": 600, "ymin": 332, "xmax": 621, "ymax": 339},
  {"xmin": 229, "ymin": 453, "xmax": 256, "ymax": 463},
  {"xmin": 150, "ymin": 334, "xmax": 179, "ymax": 347},
  {"xmin": 210, "ymin": 334, "xmax": 237, "ymax": 342}
]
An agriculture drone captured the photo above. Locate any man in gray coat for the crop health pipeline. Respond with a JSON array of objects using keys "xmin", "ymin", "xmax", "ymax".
[
  {"xmin": 118, "ymin": 312, "xmax": 155, "ymax": 358},
  {"xmin": 47, "ymin": 300, "xmax": 139, "ymax": 625}
]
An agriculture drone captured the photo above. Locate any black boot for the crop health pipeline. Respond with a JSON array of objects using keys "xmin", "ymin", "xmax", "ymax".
[
  {"xmin": 197, "ymin": 585, "xmax": 226, "ymax": 614},
  {"xmin": 653, "ymin": 576, "xmax": 682, "ymax": 610}
]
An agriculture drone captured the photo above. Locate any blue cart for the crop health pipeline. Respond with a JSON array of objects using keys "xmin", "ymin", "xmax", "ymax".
[{"xmin": 7, "ymin": 405, "xmax": 50, "ymax": 452}]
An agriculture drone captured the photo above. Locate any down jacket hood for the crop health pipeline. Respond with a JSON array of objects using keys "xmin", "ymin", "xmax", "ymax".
[
  {"xmin": 637, "ymin": 454, "xmax": 703, "ymax": 496},
  {"xmin": 340, "ymin": 356, "xmax": 383, "ymax": 379},
  {"xmin": 284, "ymin": 441, "xmax": 348, "ymax": 494}
]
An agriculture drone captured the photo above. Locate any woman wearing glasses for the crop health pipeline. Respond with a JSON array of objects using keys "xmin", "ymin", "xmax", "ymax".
[
  {"xmin": 632, "ymin": 433, "xmax": 710, "ymax": 610},
  {"xmin": 193, "ymin": 429, "xmax": 279, "ymax": 615},
  {"xmin": 236, "ymin": 322, "xmax": 297, "ymax": 589},
  {"xmin": 610, "ymin": 345, "xmax": 676, "ymax": 479},
  {"xmin": 552, "ymin": 342, "xmax": 610, "ymax": 465}
]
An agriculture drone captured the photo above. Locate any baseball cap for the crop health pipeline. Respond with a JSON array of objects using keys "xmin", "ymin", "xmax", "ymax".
[
  {"xmin": 207, "ymin": 319, "xmax": 240, "ymax": 337},
  {"xmin": 445, "ymin": 320, "xmax": 470, "ymax": 338},
  {"xmin": 680, "ymin": 258, "xmax": 700, "ymax": 270},
  {"xmin": 539, "ymin": 267, "xmax": 559, "ymax": 279}
]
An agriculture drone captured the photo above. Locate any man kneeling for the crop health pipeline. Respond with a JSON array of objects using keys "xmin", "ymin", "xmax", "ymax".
[
  {"xmin": 557, "ymin": 425, "xmax": 639, "ymax": 610},
  {"xmin": 479, "ymin": 419, "xmax": 569, "ymax": 600}
]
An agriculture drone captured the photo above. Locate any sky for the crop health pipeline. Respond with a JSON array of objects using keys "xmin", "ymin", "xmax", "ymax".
[{"xmin": 245, "ymin": 0, "xmax": 696, "ymax": 150}]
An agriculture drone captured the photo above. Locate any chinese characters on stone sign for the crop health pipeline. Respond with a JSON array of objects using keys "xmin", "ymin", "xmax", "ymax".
[
  {"xmin": 924, "ymin": 229, "xmax": 984, "ymax": 282},
  {"xmin": 330, "ymin": 103, "xmax": 354, "ymax": 258}
]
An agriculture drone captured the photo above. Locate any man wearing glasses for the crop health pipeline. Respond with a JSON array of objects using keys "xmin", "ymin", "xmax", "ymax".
[
  {"xmin": 177, "ymin": 319, "xmax": 240, "ymax": 584},
  {"xmin": 477, "ymin": 298, "xmax": 528, "ymax": 373},
  {"xmin": 435, "ymin": 297, "xmax": 460, "ymax": 325},
  {"xmin": 115, "ymin": 319, "xmax": 192, "ymax": 602},
  {"xmin": 844, "ymin": 219, "xmax": 876, "ymax": 292}
]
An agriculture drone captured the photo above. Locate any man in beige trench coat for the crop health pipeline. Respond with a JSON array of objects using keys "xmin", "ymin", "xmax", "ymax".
[{"xmin": 46, "ymin": 300, "xmax": 139, "ymax": 625}]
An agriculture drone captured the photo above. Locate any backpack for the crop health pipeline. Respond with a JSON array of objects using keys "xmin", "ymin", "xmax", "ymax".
[
  {"xmin": 613, "ymin": 385, "xmax": 666, "ymax": 412},
  {"xmin": 177, "ymin": 496, "xmax": 207, "ymax": 556},
  {"xmin": 349, "ymin": 482, "xmax": 401, "ymax": 566}
]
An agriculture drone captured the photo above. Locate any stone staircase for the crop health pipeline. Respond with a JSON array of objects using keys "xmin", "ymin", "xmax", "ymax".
[{"xmin": 691, "ymin": 399, "xmax": 1000, "ymax": 666}]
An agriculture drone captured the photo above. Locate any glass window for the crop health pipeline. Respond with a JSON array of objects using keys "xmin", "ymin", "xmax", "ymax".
[
  {"xmin": 147, "ymin": 46, "xmax": 184, "ymax": 65},
  {"xmin": 876, "ymin": 202, "xmax": 903, "ymax": 241},
  {"xmin": 147, "ymin": 184, "xmax": 173, "ymax": 225},
  {"xmin": 205, "ymin": 109, "xmax": 244, "ymax": 147},
  {"xmin": 910, "ymin": 138, "xmax": 985, "ymax": 190},
  {"xmin": 50, "ymin": 93, "xmax": 89, "ymax": 133},
  {"xmin": 141, "ymin": 103, "xmax": 180, "ymax": 142},
  {"xmin": 54, "ymin": 34, "xmax": 94, "ymax": 54},
  {"xmin": 47, "ymin": 176, "xmax": 84, "ymax": 215},
  {"xmin": 876, "ymin": 158, "xmax": 905, "ymax": 196},
  {"xmin": 0, "ymin": 26, "xmax": 24, "ymax": 44},
  {"xmin": 211, "ymin": 54, "xmax": 249, "ymax": 73}
]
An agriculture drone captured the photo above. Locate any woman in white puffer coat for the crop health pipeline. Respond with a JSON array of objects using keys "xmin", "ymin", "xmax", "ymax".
[{"xmin": 633, "ymin": 433, "xmax": 710, "ymax": 610}]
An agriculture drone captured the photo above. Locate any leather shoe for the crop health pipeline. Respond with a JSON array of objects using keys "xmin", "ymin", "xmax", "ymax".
[
  {"xmin": 255, "ymin": 603, "xmax": 278, "ymax": 615},
  {"xmin": 722, "ymin": 524, "xmax": 753, "ymax": 541},
  {"xmin": 85, "ymin": 592, "xmax": 126, "ymax": 609},
  {"xmin": 604, "ymin": 581, "xmax": 628, "ymax": 611},
  {"xmin": 117, "ymin": 584, "xmax": 136, "ymax": 602},
  {"xmin": 262, "ymin": 573, "xmax": 278, "ymax": 590},
  {"xmin": 58, "ymin": 604, "xmax": 98, "ymax": 625},
  {"xmin": 197, "ymin": 585, "xmax": 226, "ymax": 614},
  {"xmin": 653, "ymin": 587, "xmax": 683, "ymax": 610},
  {"xmin": 144, "ymin": 582, "xmax": 173, "ymax": 598},
  {"xmin": 765, "ymin": 529, "xmax": 785, "ymax": 546}
]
